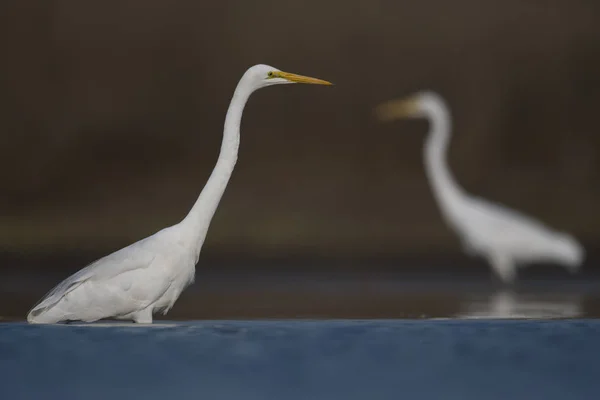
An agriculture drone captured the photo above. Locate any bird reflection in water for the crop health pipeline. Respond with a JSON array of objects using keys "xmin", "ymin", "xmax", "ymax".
[{"xmin": 456, "ymin": 290, "xmax": 582, "ymax": 319}]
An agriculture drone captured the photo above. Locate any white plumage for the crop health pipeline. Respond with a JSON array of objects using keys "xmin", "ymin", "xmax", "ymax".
[
  {"xmin": 376, "ymin": 91, "xmax": 584, "ymax": 282},
  {"xmin": 27, "ymin": 64, "xmax": 332, "ymax": 324}
]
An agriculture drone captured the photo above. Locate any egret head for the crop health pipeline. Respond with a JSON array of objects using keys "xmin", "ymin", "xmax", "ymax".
[
  {"xmin": 375, "ymin": 91, "xmax": 444, "ymax": 121},
  {"xmin": 243, "ymin": 64, "xmax": 333, "ymax": 90}
]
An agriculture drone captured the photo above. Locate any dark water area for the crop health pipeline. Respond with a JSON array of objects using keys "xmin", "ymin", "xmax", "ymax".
[
  {"xmin": 1, "ymin": 320, "xmax": 600, "ymax": 400},
  {"xmin": 2, "ymin": 255, "xmax": 600, "ymax": 321},
  {"xmin": 2, "ymin": 257, "xmax": 600, "ymax": 399}
]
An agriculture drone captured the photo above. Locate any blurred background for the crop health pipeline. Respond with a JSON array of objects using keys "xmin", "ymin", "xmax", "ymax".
[{"xmin": 0, "ymin": 0, "xmax": 599, "ymax": 320}]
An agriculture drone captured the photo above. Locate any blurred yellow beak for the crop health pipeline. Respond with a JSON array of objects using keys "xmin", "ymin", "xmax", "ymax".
[
  {"xmin": 374, "ymin": 97, "xmax": 419, "ymax": 121},
  {"xmin": 274, "ymin": 71, "xmax": 333, "ymax": 85}
]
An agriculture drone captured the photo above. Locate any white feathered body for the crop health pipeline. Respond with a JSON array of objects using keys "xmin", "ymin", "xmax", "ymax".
[
  {"xmin": 27, "ymin": 225, "xmax": 198, "ymax": 324},
  {"xmin": 440, "ymin": 194, "xmax": 583, "ymax": 281}
]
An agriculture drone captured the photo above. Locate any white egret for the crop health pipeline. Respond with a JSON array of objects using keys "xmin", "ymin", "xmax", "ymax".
[
  {"xmin": 375, "ymin": 91, "xmax": 584, "ymax": 282},
  {"xmin": 27, "ymin": 64, "xmax": 332, "ymax": 324}
]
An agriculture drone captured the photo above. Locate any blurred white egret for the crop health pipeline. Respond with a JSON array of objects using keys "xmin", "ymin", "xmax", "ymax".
[
  {"xmin": 27, "ymin": 64, "xmax": 332, "ymax": 324},
  {"xmin": 375, "ymin": 91, "xmax": 584, "ymax": 282}
]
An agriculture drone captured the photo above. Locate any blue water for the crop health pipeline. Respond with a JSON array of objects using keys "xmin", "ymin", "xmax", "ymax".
[{"xmin": 1, "ymin": 319, "xmax": 600, "ymax": 399}]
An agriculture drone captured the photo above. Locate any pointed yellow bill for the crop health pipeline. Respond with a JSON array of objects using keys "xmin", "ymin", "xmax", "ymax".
[
  {"xmin": 374, "ymin": 96, "xmax": 420, "ymax": 121},
  {"xmin": 273, "ymin": 71, "xmax": 333, "ymax": 85}
]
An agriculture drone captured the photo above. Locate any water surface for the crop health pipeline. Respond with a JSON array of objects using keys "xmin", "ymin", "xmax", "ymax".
[{"xmin": 1, "ymin": 319, "xmax": 600, "ymax": 399}]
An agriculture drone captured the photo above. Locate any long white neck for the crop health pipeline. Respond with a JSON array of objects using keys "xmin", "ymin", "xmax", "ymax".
[
  {"xmin": 422, "ymin": 97, "xmax": 466, "ymax": 217},
  {"xmin": 180, "ymin": 77, "xmax": 254, "ymax": 260}
]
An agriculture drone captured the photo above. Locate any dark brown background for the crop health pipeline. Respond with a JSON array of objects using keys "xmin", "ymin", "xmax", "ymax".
[
  {"xmin": 1, "ymin": 0, "xmax": 600, "ymax": 321},
  {"xmin": 0, "ymin": 0, "xmax": 598, "ymax": 264}
]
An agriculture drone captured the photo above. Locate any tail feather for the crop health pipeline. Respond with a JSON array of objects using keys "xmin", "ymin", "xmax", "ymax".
[
  {"xmin": 27, "ymin": 304, "xmax": 65, "ymax": 324},
  {"xmin": 27, "ymin": 279, "xmax": 89, "ymax": 324},
  {"xmin": 552, "ymin": 233, "xmax": 585, "ymax": 271}
]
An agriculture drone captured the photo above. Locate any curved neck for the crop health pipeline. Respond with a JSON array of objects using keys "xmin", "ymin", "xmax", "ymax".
[
  {"xmin": 181, "ymin": 78, "xmax": 254, "ymax": 258},
  {"xmin": 423, "ymin": 100, "xmax": 465, "ymax": 211}
]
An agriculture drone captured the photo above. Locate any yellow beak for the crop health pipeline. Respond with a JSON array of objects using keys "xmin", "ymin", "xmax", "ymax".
[
  {"xmin": 374, "ymin": 97, "xmax": 419, "ymax": 121},
  {"xmin": 274, "ymin": 71, "xmax": 333, "ymax": 85}
]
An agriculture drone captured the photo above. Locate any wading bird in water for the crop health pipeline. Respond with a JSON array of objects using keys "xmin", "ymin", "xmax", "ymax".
[
  {"xmin": 27, "ymin": 64, "xmax": 332, "ymax": 324},
  {"xmin": 375, "ymin": 91, "xmax": 584, "ymax": 282}
]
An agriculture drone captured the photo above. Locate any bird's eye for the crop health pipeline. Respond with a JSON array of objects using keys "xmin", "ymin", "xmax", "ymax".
[{"xmin": 267, "ymin": 71, "xmax": 274, "ymax": 78}]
